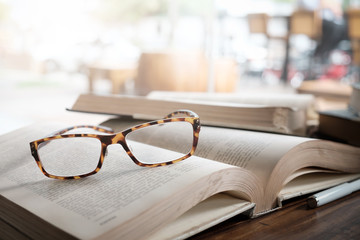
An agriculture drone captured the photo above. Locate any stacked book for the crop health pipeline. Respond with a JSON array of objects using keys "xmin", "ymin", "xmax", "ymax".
[{"xmin": 319, "ymin": 83, "xmax": 360, "ymax": 146}]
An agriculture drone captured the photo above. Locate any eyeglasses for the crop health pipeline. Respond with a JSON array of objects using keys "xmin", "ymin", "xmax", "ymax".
[{"xmin": 30, "ymin": 110, "xmax": 200, "ymax": 180}]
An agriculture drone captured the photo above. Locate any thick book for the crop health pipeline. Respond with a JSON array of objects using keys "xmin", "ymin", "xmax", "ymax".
[
  {"xmin": 1, "ymin": 120, "xmax": 360, "ymax": 240},
  {"xmin": 69, "ymin": 93, "xmax": 308, "ymax": 136},
  {"xmin": 318, "ymin": 83, "xmax": 360, "ymax": 147},
  {"xmin": 319, "ymin": 110, "xmax": 360, "ymax": 147}
]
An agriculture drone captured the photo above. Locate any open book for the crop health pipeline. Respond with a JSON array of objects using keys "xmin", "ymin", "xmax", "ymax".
[
  {"xmin": 1, "ymin": 120, "xmax": 360, "ymax": 240},
  {"xmin": 69, "ymin": 93, "xmax": 310, "ymax": 136}
]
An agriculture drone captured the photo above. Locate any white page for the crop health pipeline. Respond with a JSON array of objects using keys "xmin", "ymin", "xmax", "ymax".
[{"xmin": 194, "ymin": 126, "xmax": 311, "ymax": 185}]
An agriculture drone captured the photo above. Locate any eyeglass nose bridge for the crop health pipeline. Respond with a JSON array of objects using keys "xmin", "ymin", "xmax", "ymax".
[
  {"xmin": 101, "ymin": 133, "xmax": 129, "ymax": 156},
  {"xmin": 101, "ymin": 132, "xmax": 125, "ymax": 145},
  {"xmin": 102, "ymin": 133, "xmax": 139, "ymax": 167},
  {"xmin": 102, "ymin": 132, "xmax": 129, "ymax": 151}
]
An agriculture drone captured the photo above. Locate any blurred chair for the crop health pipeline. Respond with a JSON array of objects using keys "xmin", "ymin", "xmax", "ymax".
[
  {"xmin": 247, "ymin": 13, "xmax": 288, "ymax": 45},
  {"xmin": 247, "ymin": 11, "xmax": 322, "ymax": 81},
  {"xmin": 347, "ymin": 9, "xmax": 360, "ymax": 67},
  {"xmin": 289, "ymin": 10, "xmax": 322, "ymax": 79},
  {"xmin": 246, "ymin": 13, "xmax": 289, "ymax": 81},
  {"xmin": 134, "ymin": 52, "xmax": 237, "ymax": 95},
  {"xmin": 290, "ymin": 10, "xmax": 322, "ymax": 40},
  {"xmin": 247, "ymin": 13, "xmax": 269, "ymax": 37}
]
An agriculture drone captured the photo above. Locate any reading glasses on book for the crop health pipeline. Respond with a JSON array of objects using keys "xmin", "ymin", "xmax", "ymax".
[{"xmin": 30, "ymin": 110, "xmax": 201, "ymax": 180}]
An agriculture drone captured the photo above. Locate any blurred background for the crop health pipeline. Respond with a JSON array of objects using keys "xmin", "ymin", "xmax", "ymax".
[{"xmin": 1, "ymin": 0, "xmax": 360, "ymax": 131}]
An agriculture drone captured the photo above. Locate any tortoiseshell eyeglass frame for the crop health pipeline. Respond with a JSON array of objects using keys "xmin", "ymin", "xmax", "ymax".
[{"xmin": 30, "ymin": 110, "xmax": 201, "ymax": 180}]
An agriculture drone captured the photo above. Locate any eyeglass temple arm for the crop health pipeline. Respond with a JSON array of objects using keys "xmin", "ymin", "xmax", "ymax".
[
  {"xmin": 164, "ymin": 110, "xmax": 199, "ymax": 119},
  {"xmin": 44, "ymin": 125, "xmax": 114, "ymax": 138}
]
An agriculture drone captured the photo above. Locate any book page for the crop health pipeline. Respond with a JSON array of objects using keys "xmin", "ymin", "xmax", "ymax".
[
  {"xmin": 194, "ymin": 126, "xmax": 310, "ymax": 185},
  {"xmin": 103, "ymin": 118, "xmax": 360, "ymax": 215},
  {"xmin": 148, "ymin": 193, "xmax": 255, "ymax": 240},
  {"xmin": 0, "ymin": 123, "xmax": 251, "ymax": 240},
  {"xmin": 278, "ymin": 172, "xmax": 360, "ymax": 203},
  {"xmin": 101, "ymin": 118, "xmax": 310, "ymax": 187}
]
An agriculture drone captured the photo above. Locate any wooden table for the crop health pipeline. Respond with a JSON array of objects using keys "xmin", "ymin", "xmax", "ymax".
[{"xmin": 1, "ymin": 191, "xmax": 359, "ymax": 239}]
